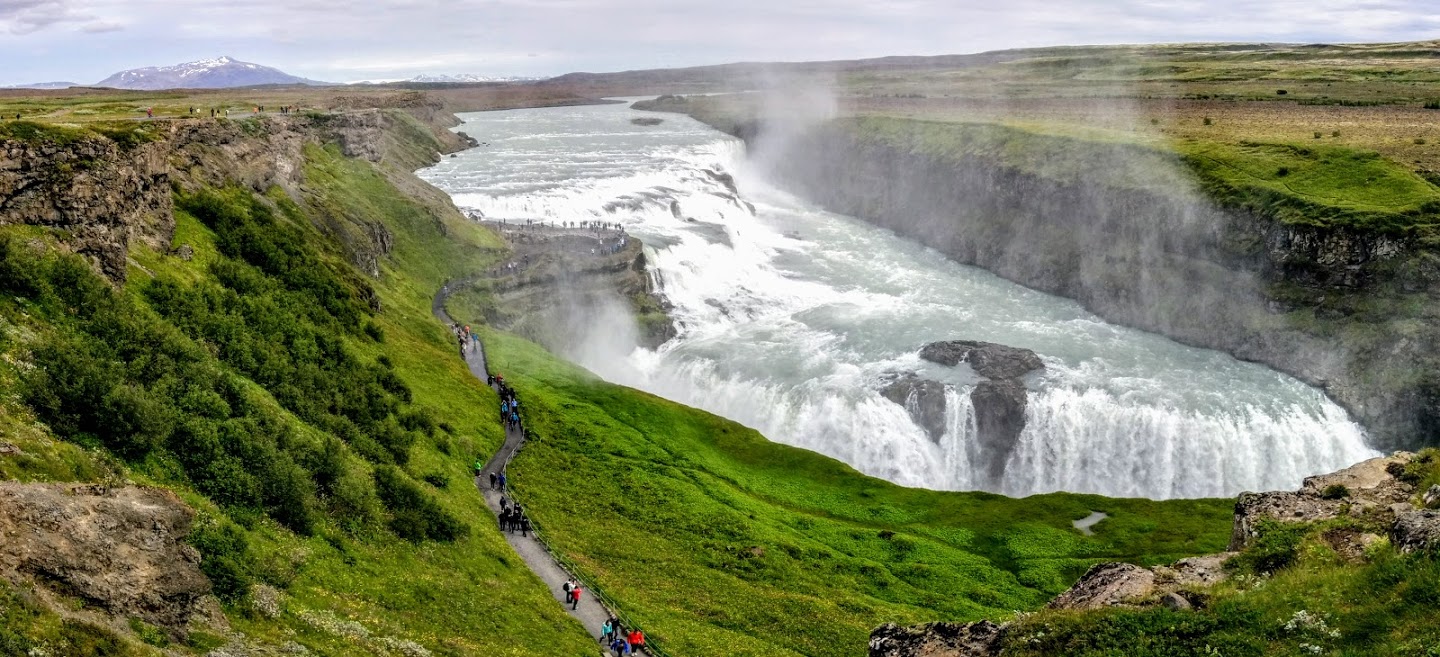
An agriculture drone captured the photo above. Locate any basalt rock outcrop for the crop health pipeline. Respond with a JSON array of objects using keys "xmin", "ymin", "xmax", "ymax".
[
  {"xmin": 1230, "ymin": 452, "xmax": 1416, "ymax": 550},
  {"xmin": 1, "ymin": 103, "xmax": 459, "ymax": 284},
  {"xmin": 881, "ymin": 375, "xmax": 949, "ymax": 443},
  {"xmin": 919, "ymin": 340, "xmax": 1044, "ymax": 380},
  {"xmin": 870, "ymin": 621, "xmax": 1005, "ymax": 657},
  {"xmin": 929, "ymin": 340, "xmax": 1043, "ymax": 483},
  {"xmin": 0, "ymin": 482, "xmax": 212, "ymax": 631}
]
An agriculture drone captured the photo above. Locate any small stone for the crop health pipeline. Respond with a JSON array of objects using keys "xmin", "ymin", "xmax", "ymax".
[
  {"xmin": 1424, "ymin": 485, "xmax": 1440, "ymax": 509},
  {"xmin": 0, "ymin": 442, "xmax": 21, "ymax": 456},
  {"xmin": 176, "ymin": 244, "xmax": 194, "ymax": 261},
  {"xmin": 1160, "ymin": 592, "xmax": 1192, "ymax": 611}
]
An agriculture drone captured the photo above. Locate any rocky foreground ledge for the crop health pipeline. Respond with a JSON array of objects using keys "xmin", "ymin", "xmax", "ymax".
[{"xmin": 870, "ymin": 452, "xmax": 1440, "ymax": 657}]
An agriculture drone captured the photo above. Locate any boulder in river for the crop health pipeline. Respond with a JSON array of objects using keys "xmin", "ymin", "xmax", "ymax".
[
  {"xmin": 970, "ymin": 380, "xmax": 1028, "ymax": 484},
  {"xmin": 881, "ymin": 375, "xmax": 948, "ymax": 444},
  {"xmin": 919, "ymin": 340, "xmax": 1043, "ymax": 380}
]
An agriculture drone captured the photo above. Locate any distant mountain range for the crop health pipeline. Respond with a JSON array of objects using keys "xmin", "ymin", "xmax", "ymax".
[
  {"xmin": 91, "ymin": 56, "xmax": 326, "ymax": 90},
  {"xmin": 406, "ymin": 73, "xmax": 537, "ymax": 83},
  {"xmin": 4, "ymin": 81, "xmax": 80, "ymax": 90}
]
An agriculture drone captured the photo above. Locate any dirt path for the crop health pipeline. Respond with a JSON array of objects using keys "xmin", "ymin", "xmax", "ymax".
[{"xmin": 432, "ymin": 287, "xmax": 631, "ymax": 650}]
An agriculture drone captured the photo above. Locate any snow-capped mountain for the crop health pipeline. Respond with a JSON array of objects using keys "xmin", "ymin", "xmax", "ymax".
[
  {"xmin": 94, "ymin": 56, "xmax": 326, "ymax": 90},
  {"xmin": 406, "ymin": 73, "xmax": 536, "ymax": 83}
]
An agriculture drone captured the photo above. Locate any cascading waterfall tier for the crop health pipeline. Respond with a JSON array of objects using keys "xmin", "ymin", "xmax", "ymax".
[{"xmin": 419, "ymin": 101, "xmax": 1378, "ymax": 500}]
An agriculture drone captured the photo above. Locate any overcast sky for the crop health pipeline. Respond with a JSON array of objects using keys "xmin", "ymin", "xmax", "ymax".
[{"xmin": 7, "ymin": 0, "xmax": 1440, "ymax": 84}]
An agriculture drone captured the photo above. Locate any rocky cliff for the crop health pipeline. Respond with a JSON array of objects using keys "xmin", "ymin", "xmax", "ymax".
[
  {"xmin": 668, "ymin": 108, "xmax": 1438, "ymax": 450},
  {"xmin": 0, "ymin": 482, "xmax": 216, "ymax": 635},
  {"xmin": 1, "ymin": 95, "xmax": 464, "ymax": 284}
]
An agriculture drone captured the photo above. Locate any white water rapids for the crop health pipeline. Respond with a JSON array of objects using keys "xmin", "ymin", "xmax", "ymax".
[{"xmin": 419, "ymin": 100, "xmax": 1378, "ymax": 499}]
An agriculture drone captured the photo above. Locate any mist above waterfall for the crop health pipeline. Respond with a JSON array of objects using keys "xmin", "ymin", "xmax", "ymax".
[{"xmin": 420, "ymin": 101, "xmax": 1377, "ymax": 500}]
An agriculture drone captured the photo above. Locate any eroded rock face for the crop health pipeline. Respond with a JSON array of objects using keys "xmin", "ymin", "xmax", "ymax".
[
  {"xmin": 881, "ymin": 375, "xmax": 948, "ymax": 443},
  {"xmin": 1230, "ymin": 452, "xmax": 1416, "ymax": 550},
  {"xmin": 970, "ymin": 380, "xmax": 1027, "ymax": 484},
  {"xmin": 869, "ymin": 621, "xmax": 1004, "ymax": 657},
  {"xmin": 1392, "ymin": 510, "xmax": 1440, "ymax": 554},
  {"xmin": 0, "ymin": 482, "xmax": 211, "ymax": 630},
  {"xmin": 1047, "ymin": 562, "xmax": 1156, "ymax": 610},
  {"xmin": 919, "ymin": 340, "xmax": 1044, "ymax": 380}
]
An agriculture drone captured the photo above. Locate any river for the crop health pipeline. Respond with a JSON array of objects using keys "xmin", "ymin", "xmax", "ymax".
[{"xmin": 418, "ymin": 100, "xmax": 1377, "ymax": 500}]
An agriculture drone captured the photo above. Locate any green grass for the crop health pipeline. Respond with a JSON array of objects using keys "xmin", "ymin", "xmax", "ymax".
[
  {"xmin": 476, "ymin": 328, "xmax": 1232, "ymax": 657},
  {"xmin": 1184, "ymin": 140, "xmax": 1440, "ymax": 231}
]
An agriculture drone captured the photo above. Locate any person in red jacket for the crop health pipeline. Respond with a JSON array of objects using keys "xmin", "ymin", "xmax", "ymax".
[
  {"xmin": 628, "ymin": 629, "xmax": 645, "ymax": 648},
  {"xmin": 570, "ymin": 584, "xmax": 582, "ymax": 610}
]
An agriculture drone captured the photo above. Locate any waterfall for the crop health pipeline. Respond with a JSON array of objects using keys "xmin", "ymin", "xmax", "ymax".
[{"xmin": 419, "ymin": 102, "xmax": 1379, "ymax": 500}]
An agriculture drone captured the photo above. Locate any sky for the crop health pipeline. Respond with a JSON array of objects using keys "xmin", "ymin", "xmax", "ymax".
[{"xmin": 6, "ymin": 0, "xmax": 1440, "ymax": 85}]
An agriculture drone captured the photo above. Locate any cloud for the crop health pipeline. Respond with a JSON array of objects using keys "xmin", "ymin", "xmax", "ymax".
[
  {"xmin": 6, "ymin": 0, "xmax": 1440, "ymax": 84},
  {"xmin": 80, "ymin": 19, "xmax": 122, "ymax": 32},
  {"xmin": 1, "ymin": 0, "xmax": 93, "ymax": 34}
]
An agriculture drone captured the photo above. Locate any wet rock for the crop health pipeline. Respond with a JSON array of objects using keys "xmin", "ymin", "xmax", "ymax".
[
  {"xmin": 1391, "ymin": 509, "xmax": 1440, "ymax": 553},
  {"xmin": 1231, "ymin": 452, "xmax": 1417, "ymax": 550},
  {"xmin": 970, "ymin": 380, "xmax": 1027, "ymax": 484},
  {"xmin": 1048, "ymin": 562, "xmax": 1155, "ymax": 610},
  {"xmin": 919, "ymin": 340, "xmax": 1043, "ymax": 380},
  {"xmin": 0, "ymin": 482, "xmax": 211, "ymax": 630},
  {"xmin": 869, "ymin": 620, "xmax": 1004, "ymax": 657},
  {"xmin": 881, "ymin": 375, "xmax": 948, "ymax": 443},
  {"xmin": 702, "ymin": 168, "xmax": 739, "ymax": 195}
]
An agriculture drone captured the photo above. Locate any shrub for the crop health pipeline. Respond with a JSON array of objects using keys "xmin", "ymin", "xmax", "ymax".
[
  {"xmin": 1315, "ymin": 131, "xmax": 1324, "ymax": 139},
  {"xmin": 1276, "ymin": 167, "xmax": 1291, "ymax": 177},
  {"xmin": 1320, "ymin": 484, "xmax": 1350, "ymax": 500},
  {"xmin": 1277, "ymin": 89, "xmax": 1288, "ymax": 95},
  {"xmin": 1416, "ymin": 138, "xmax": 1428, "ymax": 145},
  {"xmin": 1203, "ymin": 116, "xmax": 1213, "ymax": 126},
  {"xmin": 189, "ymin": 516, "xmax": 254, "ymax": 602},
  {"xmin": 1424, "ymin": 100, "xmax": 1440, "ymax": 110},
  {"xmin": 1332, "ymin": 130, "xmax": 1341, "ymax": 138},
  {"xmin": 373, "ymin": 466, "xmax": 468, "ymax": 542},
  {"xmin": 1226, "ymin": 520, "xmax": 1310, "ymax": 575}
]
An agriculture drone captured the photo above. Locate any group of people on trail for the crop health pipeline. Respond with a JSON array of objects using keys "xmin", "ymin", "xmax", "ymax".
[
  {"xmin": 499, "ymin": 495, "xmax": 530, "ymax": 536},
  {"xmin": 561, "ymin": 578, "xmax": 584, "ymax": 610},
  {"xmin": 451, "ymin": 323, "xmax": 654, "ymax": 656},
  {"xmin": 601, "ymin": 617, "xmax": 646, "ymax": 655}
]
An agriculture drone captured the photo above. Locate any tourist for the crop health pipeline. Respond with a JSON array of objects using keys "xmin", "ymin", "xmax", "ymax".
[
  {"xmin": 628, "ymin": 630, "xmax": 645, "ymax": 651},
  {"xmin": 488, "ymin": 472, "xmax": 497, "ymax": 490},
  {"xmin": 520, "ymin": 514, "xmax": 531, "ymax": 537},
  {"xmin": 601, "ymin": 619, "xmax": 613, "ymax": 644},
  {"xmin": 609, "ymin": 636, "xmax": 630, "ymax": 655},
  {"xmin": 562, "ymin": 579, "xmax": 573, "ymax": 603},
  {"xmin": 475, "ymin": 458, "xmax": 484, "ymax": 477},
  {"xmin": 498, "ymin": 472, "xmax": 507, "ymax": 490},
  {"xmin": 571, "ymin": 583, "xmax": 583, "ymax": 610}
]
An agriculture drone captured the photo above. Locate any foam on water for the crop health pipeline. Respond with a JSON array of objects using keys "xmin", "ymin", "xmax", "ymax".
[{"xmin": 419, "ymin": 101, "xmax": 1379, "ymax": 499}]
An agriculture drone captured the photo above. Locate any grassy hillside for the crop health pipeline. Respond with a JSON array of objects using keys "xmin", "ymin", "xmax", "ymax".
[
  {"xmin": 471, "ymin": 329, "xmax": 1232, "ymax": 657},
  {"xmin": 0, "ymin": 118, "xmax": 598, "ymax": 655}
]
